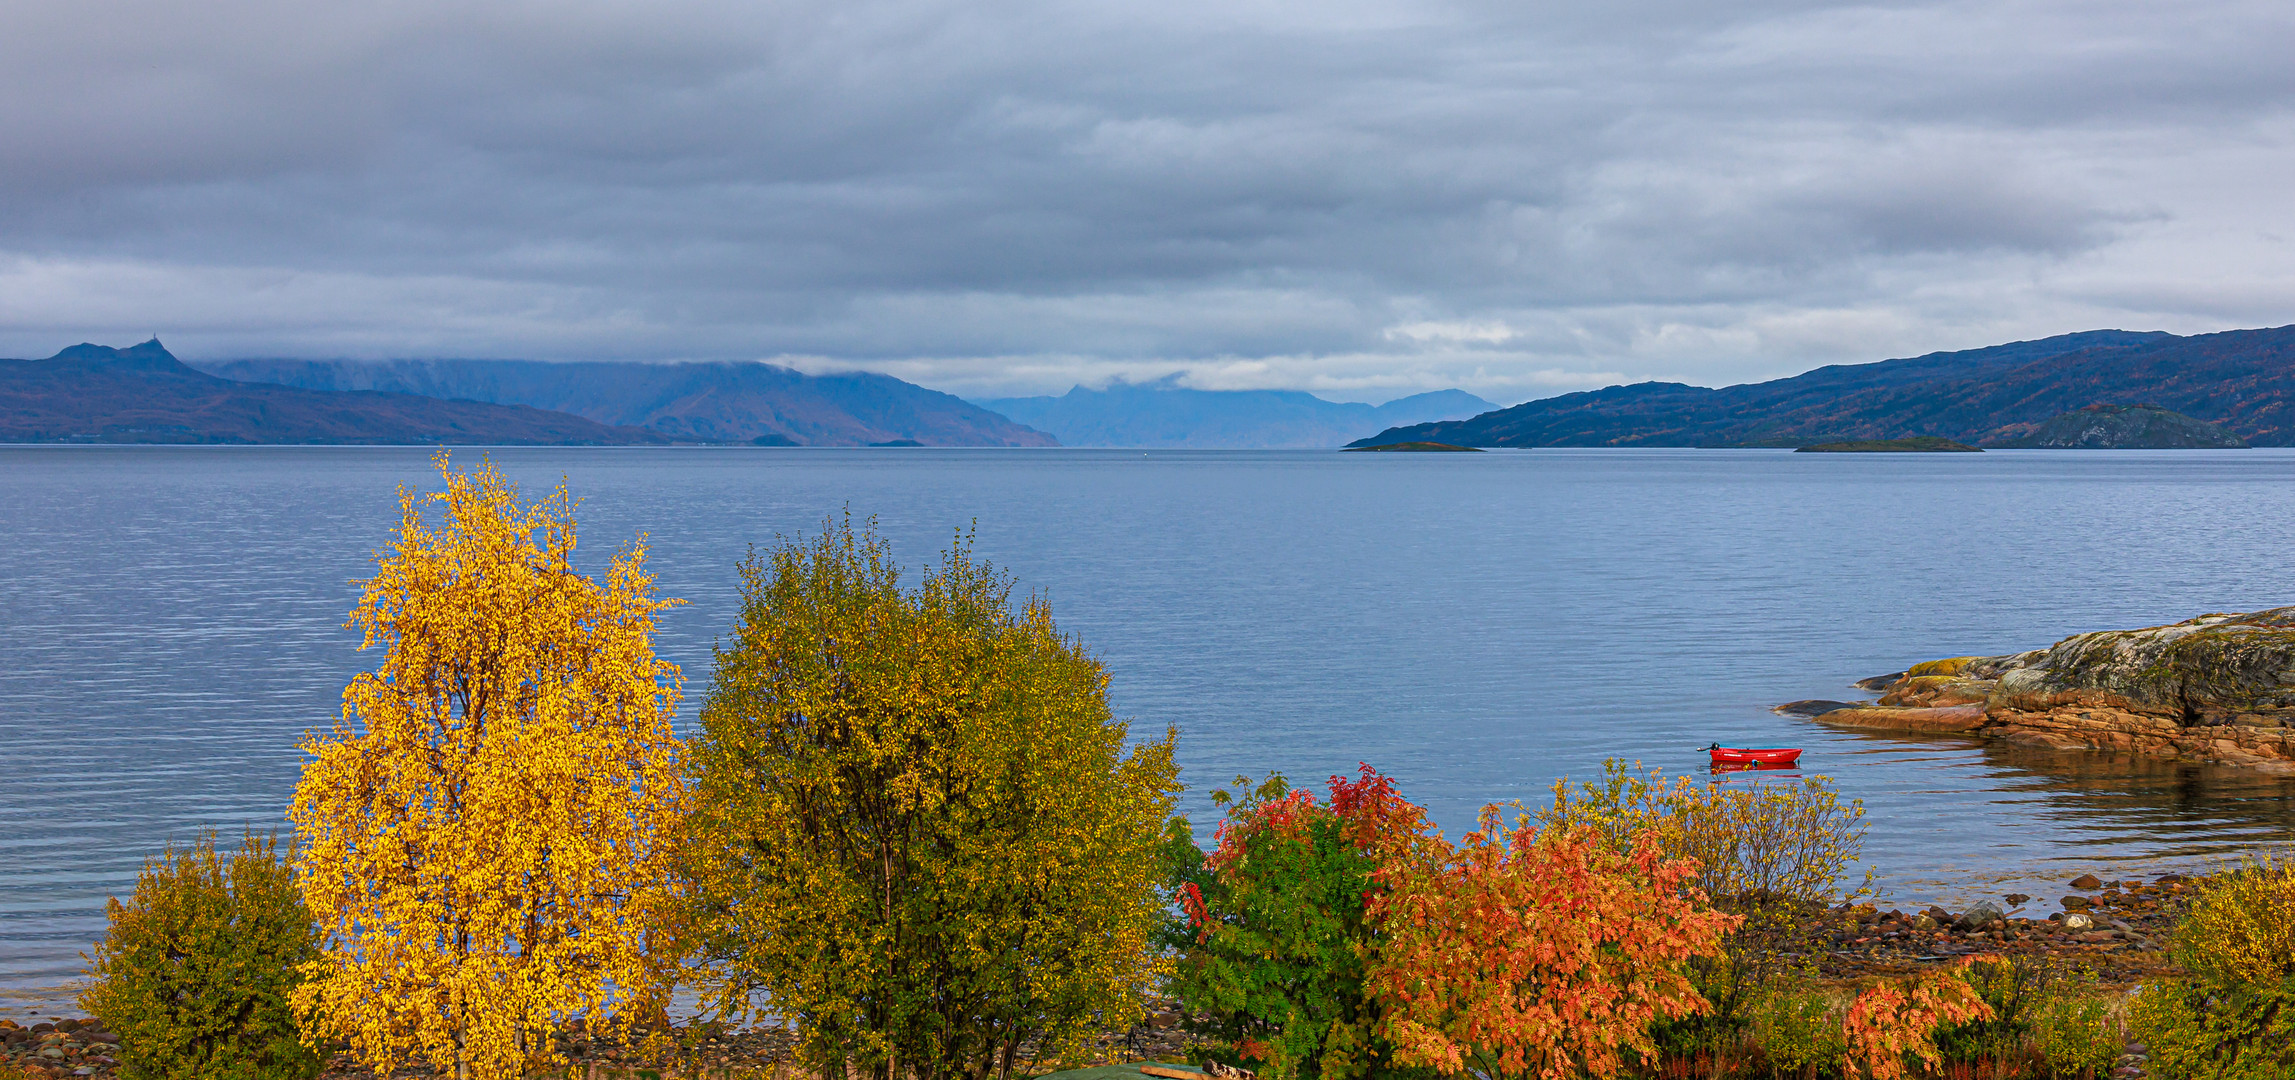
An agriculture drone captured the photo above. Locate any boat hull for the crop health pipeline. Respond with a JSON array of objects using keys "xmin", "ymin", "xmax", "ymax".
[{"xmin": 1709, "ymin": 747, "xmax": 1802, "ymax": 767}]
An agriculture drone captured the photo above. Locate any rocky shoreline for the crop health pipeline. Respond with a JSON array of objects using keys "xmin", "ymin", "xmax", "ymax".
[
  {"xmin": 3, "ymin": 1006, "xmax": 1203, "ymax": 1080},
  {"xmin": 1786, "ymin": 607, "xmax": 2295, "ymax": 775}
]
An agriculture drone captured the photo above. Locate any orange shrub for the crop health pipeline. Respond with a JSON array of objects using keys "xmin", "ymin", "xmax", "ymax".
[
  {"xmin": 1364, "ymin": 806, "xmax": 1739, "ymax": 1080},
  {"xmin": 1841, "ymin": 960, "xmax": 1997, "ymax": 1080}
]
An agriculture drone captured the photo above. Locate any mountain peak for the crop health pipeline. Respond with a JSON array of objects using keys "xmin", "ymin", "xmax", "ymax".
[{"xmin": 46, "ymin": 338, "xmax": 190, "ymax": 372}]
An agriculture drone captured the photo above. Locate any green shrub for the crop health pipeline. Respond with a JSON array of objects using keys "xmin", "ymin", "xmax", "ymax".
[
  {"xmin": 2029, "ymin": 991, "xmax": 2120, "ymax": 1079},
  {"xmin": 2169, "ymin": 858, "xmax": 2295, "ymax": 989},
  {"xmin": 1746, "ymin": 985, "xmax": 1846, "ymax": 1079},
  {"xmin": 2126, "ymin": 858, "xmax": 2295, "ymax": 1079},
  {"xmin": 81, "ymin": 831, "xmax": 322, "ymax": 1080},
  {"xmin": 1163, "ymin": 768, "xmax": 1440, "ymax": 1080},
  {"xmin": 1934, "ymin": 957, "xmax": 2043, "ymax": 1066},
  {"xmin": 2129, "ymin": 978, "xmax": 2295, "ymax": 1080}
]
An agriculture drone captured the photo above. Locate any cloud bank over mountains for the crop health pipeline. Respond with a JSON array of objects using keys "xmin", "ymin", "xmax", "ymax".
[{"xmin": 2, "ymin": 0, "xmax": 2290, "ymax": 400}]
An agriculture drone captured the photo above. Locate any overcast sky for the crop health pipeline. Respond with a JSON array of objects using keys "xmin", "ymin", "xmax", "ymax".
[{"xmin": 2, "ymin": 0, "xmax": 2290, "ymax": 402}]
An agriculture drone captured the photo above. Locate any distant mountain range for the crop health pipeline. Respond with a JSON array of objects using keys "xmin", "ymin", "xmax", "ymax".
[
  {"xmin": 1354, "ymin": 326, "xmax": 2295, "ymax": 448},
  {"xmin": 976, "ymin": 378, "xmax": 1497, "ymax": 448},
  {"xmin": 2, "ymin": 341, "xmax": 661, "ymax": 445},
  {"xmin": 205, "ymin": 358, "xmax": 1055, "ymax": 447}
]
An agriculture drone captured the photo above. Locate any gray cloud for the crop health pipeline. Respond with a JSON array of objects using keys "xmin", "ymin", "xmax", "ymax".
[{"xmin": 1, "ymin": 0, "xmax": 2290, "ymax": 399}]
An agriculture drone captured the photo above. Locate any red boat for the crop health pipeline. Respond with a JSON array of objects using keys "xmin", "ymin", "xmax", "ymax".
[{"xmin": 1706, "ymin": 744, "xmax": 1802, "ymax": 768}]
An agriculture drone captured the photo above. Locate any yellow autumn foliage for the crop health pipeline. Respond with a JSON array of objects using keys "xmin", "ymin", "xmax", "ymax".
[
  {"xmin": 1540, "ymin": 759, "xmax": 1870, "ymax": 906},
  {"xmin": 289, "ymin": 455, "xmax": 687, "ymax": 1080},
  {"xmin": 682, "ymin": 515, "xmax": 1180, "ymax": 1080}
]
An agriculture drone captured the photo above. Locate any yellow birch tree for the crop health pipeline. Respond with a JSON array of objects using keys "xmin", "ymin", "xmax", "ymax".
[{"xmin": 289, "ymin": 454, "xmax": 686, "ymax": 1080}]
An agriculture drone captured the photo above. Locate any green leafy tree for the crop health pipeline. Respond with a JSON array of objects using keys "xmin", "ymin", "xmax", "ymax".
[
  {"xmin": 682, "ymin": 516, "xmax": 1181, "ymax": 1080},
  {"xmin": 81, "ymin": 832, "xmax": 322, "ymax": 1080}
]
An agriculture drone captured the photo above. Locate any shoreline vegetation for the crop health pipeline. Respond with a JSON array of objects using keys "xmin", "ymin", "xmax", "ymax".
[{"xmin": 15, "ymin": 463, "xmax": 2294, "ymax": 1080}]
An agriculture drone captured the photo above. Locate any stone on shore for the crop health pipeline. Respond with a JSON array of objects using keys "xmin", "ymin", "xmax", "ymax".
[
  {"xmin": 1957, "ymin": 900, "xmax": 2006, "ymax": 929},
  {"xmin": 1774, "ymin": 699, "xmax": 1861, "ymax": 717}
]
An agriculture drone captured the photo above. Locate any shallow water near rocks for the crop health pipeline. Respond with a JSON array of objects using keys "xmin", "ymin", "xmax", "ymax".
[{"xmin": 5, "ymin": 445, "xmax": 2295, "ymax": 1009}]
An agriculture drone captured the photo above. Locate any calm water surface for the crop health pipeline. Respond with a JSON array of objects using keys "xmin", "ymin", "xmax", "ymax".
[{"xmin": 6, "ymin": 446, "xmax": 2295, "ymax": 1008}]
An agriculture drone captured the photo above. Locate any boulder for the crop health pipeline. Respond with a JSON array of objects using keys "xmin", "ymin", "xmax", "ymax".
[
  {"xmin": 1855, "ymin": 672, "xmax": 1908, "ymax": 692},
  {"xmin": 2070, "ymin": 874, "xmax": 2103, "ymax": 890},
  {"xmin": 1957, "ymin": 900, "xmax": 2006, "ymax": 929},
  {"xmin": 1774, "ymin": 699, "xmax": 1861, "ymax": 717}
]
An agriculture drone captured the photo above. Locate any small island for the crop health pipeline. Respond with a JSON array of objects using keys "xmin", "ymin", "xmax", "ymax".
[
  {"xmin": 1794, "ymin": 436, "xmax": 1982, "ymax": 453},
  {"xmin": 1342, "ymin": 441, "xmax": 1484, "ymax": 452}
]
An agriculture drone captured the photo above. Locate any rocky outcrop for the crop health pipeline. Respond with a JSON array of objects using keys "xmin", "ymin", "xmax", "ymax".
[
  {"xmin": 1813, "ymin": 704, "xmax": 1990, "ymax": 732},
  {"xmin": 1805, "ymin": 608, "xmax": 2295, "ymax": 774},
  {"xmin": 1985, "ymin": 403, "xmax": 2249, "ymax": 449}
]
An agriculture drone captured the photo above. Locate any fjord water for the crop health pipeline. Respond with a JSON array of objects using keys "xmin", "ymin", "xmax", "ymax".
[{"xmin": 6, "ymin": 446, "xmax": 2295, "ymax": 1005}]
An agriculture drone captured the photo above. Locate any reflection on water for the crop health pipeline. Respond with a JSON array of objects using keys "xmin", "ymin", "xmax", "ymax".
[
  {"xmin": 8, "ymin": 445, "xmax": 2295, "ymax": 1011},
  {"xmin": 1816, "ymin": 730, "xmax": 2295, "ymax": 913}
]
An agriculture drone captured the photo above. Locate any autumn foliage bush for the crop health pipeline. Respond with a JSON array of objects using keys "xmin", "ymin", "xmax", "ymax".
[
  {"xmin": 2028, "ymin": 991, "xmax": 2122, "ymax": 1079},
  {"xmin": 1368, "ymin": 807, "xmax": 1740, "ymax": 1080},
  {"xmin": 1930, "ymin": 957, "xmax": 2046, "ymax": 1068},
  {"xmin": 81, "ymin": 832, "xmax": 322, "ymax": 1080},
  {"xmin": 1170, "ymin": 767, "xmax": 1737, "ymax": 1080},
  {"xmin": 2127, "ymin": 857, "xmax": 2295, "ymax": 1079},
  {"xmin": 1541, "ymin": 760, "xmax": 1870, "ymax": 1048},
  {"xmin": 1840, "ymin": 962, "xmax": 1995, "ymax": 1080},
  {"xmin": 1163, "ymin": 768, "xmax": 1435, "ymax": 1080},
  {"xmin": 682, "ymin": 516, "xmax": 1180, "ymax": 1080},
  {"xmin": 1536, "ymin": 760, "xmax": 1870, "ymax": 907}
]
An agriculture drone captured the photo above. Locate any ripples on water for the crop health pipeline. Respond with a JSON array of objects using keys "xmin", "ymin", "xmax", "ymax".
[{"xmin": 5, "ymin": 446, "xmax": 2295, "ymax": 1008}]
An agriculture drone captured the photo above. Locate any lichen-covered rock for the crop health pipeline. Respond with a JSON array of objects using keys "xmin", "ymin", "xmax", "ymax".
[
  {"xmin": 1991, "ymin": 608, "xmax": 2295, "ymax": 724},
  {"xmin": 1805, "ymin": 609, "xmax": 2295, "ymax": 774},
  {"xmin": 1880, "ymin": 675, "xmax": 1994, "ymax": 707},
  {"xmin": 1907, "ymin": 656, "xmax": 1981, "ymax": 678}
]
